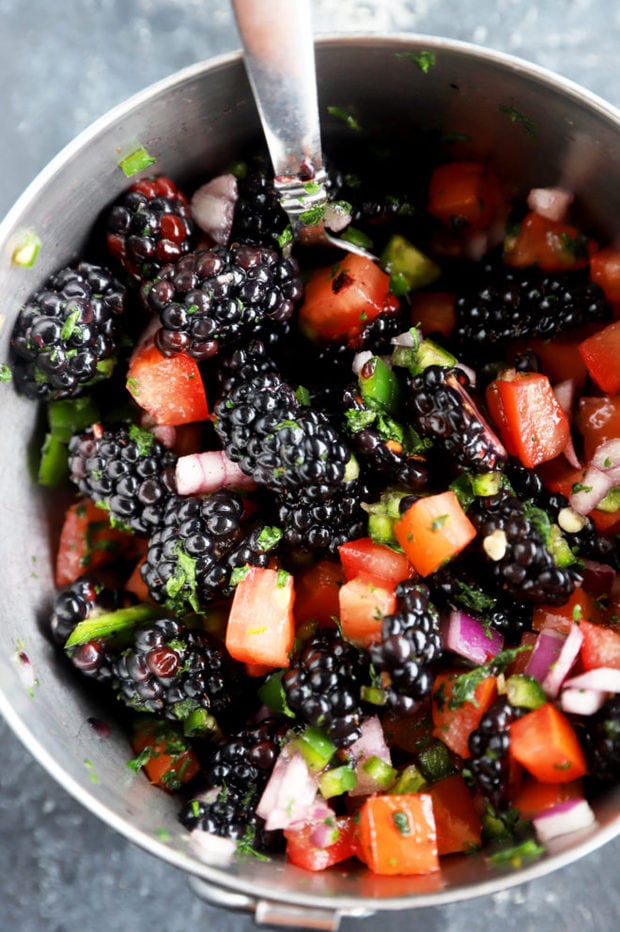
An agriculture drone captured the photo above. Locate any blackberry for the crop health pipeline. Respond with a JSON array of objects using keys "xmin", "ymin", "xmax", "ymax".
[
  {"xmin": 277, "ymin": 481, "xmax": 366, "ymax": 555},
  {"xmin": 282, "ymin": 631, "xmax": 371, "ymax": 747},
  {"xmin": 10, "ymin": 262, "xmax": 126, "ymax": 401},
  {"xmin": 230, "ymin": 161, "xmax": 290, "ymax": 249},
  {"xmin": 68, "ymin": 423, "xmax": 177, "ymax": 535},
  {"xmin": 204, "ymin": 718, "xmax": 288, "ymax": 796},
  {"xmin": 113, "ymin": 617, "xmax": 248, "ymax": 726},
  {"xmin": 180, "ymin": 786, "xmax": 270, "ymax": 850},
  {"xmin": 468, "ymin": 490, "xmax": 579, "ymax": 604},
  {"xmin": 454, "ymin": 263, "xmax": 611, "ymax": 360},
  {"xmin": 140, "ymin": 492, "xmax": 281, "ymax": 611},
  {"xmin": 407, "ymin": 365, "xmax": 507, "ymax": 472},
  {"xmin": 215, "ymin": 372, "xmax": 355, "ymax": 495},
  {"xmin": 216, "ymin": 339, "xmax": 279, "ymax": 394},
  {"xmin": 369, "ymin": 582, "xmax": 443, "ymax": 715},
  {"xmin": 468, "ymin": 697, "xmax": 526, "ymax": 808},
  {"xmin": 585, "ymin": 696, "xmax": 620, "ymax": 783},
  {"xmin": 106, "ymin": 175, "xmax": 193, "ymax": 283},
  {"xmin": 142, "ymin": 244, "xmax": 302, "ymax": 360}
]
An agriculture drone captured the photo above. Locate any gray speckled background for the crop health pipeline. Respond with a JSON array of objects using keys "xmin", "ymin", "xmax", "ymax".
[{"xmin": 2, "ymin": 1, "xmax": 620, "ymax": 929}]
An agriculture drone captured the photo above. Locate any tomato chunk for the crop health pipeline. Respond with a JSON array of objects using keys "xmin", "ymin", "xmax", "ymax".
[
  {"xmin": 533, "ymin": 588, "xmax": 603, "ymax": 634},
  {"xmin": 428, "ymin": 162, "xmax": 502, "ymax": 231},
  {"xmin": 590, "ymin": 246, "xmax": 620, "ymax": 305},
  {"xmin": 431, "ymin": 671, "xmax": 497, "ymax": 758},
  {"xmin": 225, "ymin": 566, "xmax": 295, "ymax": 667},
  {"xmin": 338, "ymin": 576, "xmax": 397, "ymax": 648},
  {"xmin": 513, "ymin": 777, "xmax": 584, "ymax": 819},
  {"xmin": 55, "ymin": 499, "xmax": 139, "ymax": 587},
  {"xmin": 575, "ymin": 394, "xmax": 620, "ymax": 462},
  {"xmin": 293, "ymin": 559, "xmax": 344, "ymax": 628},
  {"xmin": 486, "ymin": 371, "xmax": 570, "ymax": 468},
  {"xmin": 410, "ymin": 291, "xmax": 456, "ymax": 338},
  {"xmin": 338, "ymin": 537, "xmax": 413, "ymax": 589},
  {"xmin": 393, "ymin": 491, "xmax": 476, "ymax": 577},
  {"xmin": 504, "ymin": 211, "xmax": 595, "ymax": 272},
  {"xmin": 509, "ymin": 703, "xmax": 587, "ymax": 783},
  {"xmin": 126, "ymin": 343, "xmax": 209, "ymax": 426},
  {"xmin": 284, "ymin": 817, "xmax": 357, "ymax": 872},
  {"xmin": 579, "ymin": 618, "xmax": 620, "ymax": 671},
  {"xmin": 357, "ymin": 793, "xmax": 439, "ymax": 875},
  {"xmin": 579, "ymin": 320, "xmax": 620, "ymax": 394},
  {"xmin": 131, "ymin": 718, "xmax": 200, "ymax": 791},
  {"xmin": 426, "ymin": 774, "xmax": 482, "ymax": 855}
]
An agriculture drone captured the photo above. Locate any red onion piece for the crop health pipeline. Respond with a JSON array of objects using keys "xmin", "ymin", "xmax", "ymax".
[
  {"xmin": 564, "ymin": 667, "xmax": 620, "ymax": 693},
  {"xmin": 190, "ymin": 173, "xmax": 238, "ymax": 245},
  {"xmin": 581, "ymin": 559, "xmax": 617, "ymax": 597},
  {"xmin": 149, "ymin": 424, "xmax": 177, "ymax": 449},
  {"xmin": 540, "ymin": 623, "xmax": 583, "ymax": 698},
  {"xmin": 569, "ymin": 464, "xmax": 614, "ymax": 515},
  {"xmin": 533, "ymin": 798, "xmax": 595, "ymax": 844},
  {"xmin": 560, "ymin": 687, "xmax": 608, "ymax": 716},
  {"xmin": 175, "ymin": 451, "xmax": 257, "ymax": 496},
  {"xmin": 524, "ymin": 627, "xmax": 567, "ymax": 684},
  {"xmin": 440, "ymin": 610, "xmax": 504, "ymax": 666},
  {"xmin": 352, "ymin": 350, "xmax": 374, "ymax": 376},
  {"xmin": 527, "ymin": 186, "xmax": 574, "ymax": 222},
  {"xmin": 324, "ymin": 201, "xmax": 352, "ymax": 233},
  {"xmin": 309, "ymin": 817, "xmax": 340, "ymax": 849},
  {"xmin": 257, "ymin": 749, "xmax": 319, "ymax": 831},
  {"xmin": 553, "ymin": 378, "xmax": 577, "ymax": 416},
  {"xmin": 391, "ymin": 330, "xmax": 416, "ymax": 348},
  {"xmin": 189, "ymin": 829, "xmax": 237, "ymax": 866},
  {"xmin": 346, "ymin": 716, "xmax": 392, "ymax": 797},
  {"xmin": 591, "ymin": 438, "xmax": 620, "ymax": 484}
]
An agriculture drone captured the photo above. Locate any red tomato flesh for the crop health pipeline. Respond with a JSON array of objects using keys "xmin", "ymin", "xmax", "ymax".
[
  {"xmin": 284, "ymin": 817, "xmax": 357, "ymax": 872},
  {"xmin": 393, "ymin": 491, "xmax": 476, "ymax": 577},
  {"xmin": 357, "ymin": 793, "xmax": 439, "ymax": 875},
  {"xmin": 509, "ymin": 703, "xmax": 587, "ymax": 783},
  {"xmin": 225, "ymin": 566, "xmax": 295, "ymax": 667},
  {"xmin": 126, "ymin": 343, "xmax": 209, "ymax": 426},
  {"xmin": 579, "ymin": 320, "xmax": 620, "ymax": 394},
  {"xmin": 338, "ymin": 576, "xmax": 397, "ymax": 648},
  {"xmin": 338, "ymin": 537, "xmax": 413, "ymax": 589}
]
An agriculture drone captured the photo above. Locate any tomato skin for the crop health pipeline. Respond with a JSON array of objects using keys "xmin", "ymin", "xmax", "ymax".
[
  {"xmin": 55, "ymin": 500, "xmax": 140, "ymax": 587},
  {"xmin": 298, "ymin": 254, "xmax": 391, "ymax": 342},
  {"xmin": 126, "ymin": 343, "xmax": 209, "ymax": 426},
  {"xmin": 131, "ymin": 719, "xmax": 200, "ymax": 791},
  {"xmin": 431, "ymin": 672, "xmax": 498, "ymax": 759},
  {"xmin": 225, "ymin": 567, "xmax": 295, "ymax": 667},
  {"xmin": 393, "ymin": 491, "xmax": 476, "ymax": 577},
  {"xmin": 338, "ymin": 537, "xmax": 413, "ymax": 589},
  {"xmin": 428, "ymin": 162, "xmax": 502, "ymax": 231},
  {"xmin": 293, "ymin": 559, "xmax": 344, "ymax": 628},
  {"xmin": 357, "ymin": 793, "xmax": 439, "ymax": 875},
  {"xmin": 338, "ymin": 576, "xmax": 397, "ymax": 648},
  {"xmin": 486, "ymin": 371, "xmax": 570, "ymax": 468},
  {"xmin": 426, "ymin": 775, "xmax": 482, "ymax": 855},
  {"xmin": 575, "ymin": 394, "xmax": 620, "ymax": 462},
  {"xmin": 579, "ymin": 618, "xmax": 620, "ymax": 671},
  {"xmin": 504, "ymin": 211, "xmax": 595, "ymax": 272},
  {"xmin": 284, "ymin": 817, "xmax": 357, "ymax": 871},
  {"xmin": 509, "ymin": 703, "xmax": 587, "ymax": 783},
  {"xmin": 513, "ymin": 777, "xmax": 584, "ymax": 819},
  {"xmin": 579, "ymin": 320, "xmax": 620, "ymax": 394},
  {"xmin": 533, "ymin": 588, "xmax": 603, "ymax": 635},
  {"xmin": 590, "ymin": 246, "xmax": 620, "ymax": 306},
  {"xmin": 510, "ymin": 325, "xmax": 599, "ymax": 390}
]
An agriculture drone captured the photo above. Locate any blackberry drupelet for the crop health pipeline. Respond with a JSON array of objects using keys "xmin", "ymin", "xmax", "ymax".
[
  {"xmin": 10, "ymin": 262, "xmax": 126, "ymax": 401},
  {"xmin": 215, "ymin": 372, "xmax": 355, "ymax": 495},
  {"xmin": 204, "ymin": 718, "xmax": 288, "ymax": 796},
  {"xmin": 454, "ymin": 263, "xmax": 611, "ymax": 360},
  {"xmin": 407, "ymin": 365, "xmax": 507, "ymax": 472},
  {"xmin": 106, "ymin": 175, "xmax": 193, "ymax": 283},
  {"xmin": 68, "ymin": 423, "xmax": 177, "ymax": 535},
  {"xmin": 142, "ymin": 244, "xmax": 302, "ymax": 360},
  {"xmin": 282, "ymin": 631, "xmax": 372, "ymax": 747},
  {"xmin": 113, "ymin": 616, "xmax": 248, "ymax": 726},
  {"xmin": 585, "ymin": 696, "xmax": 620, "ymax": 783},
  {"xmin": 216, "ymin": 339, "xmax": 279, "ymax": 394},
  {"xmin": 369, "ymin": 582, "xmax": 443, "ymax": 715},
  {"xmin": 277, "ymin": 481, "xmax": 366, "ymax": 555},
  {"xmin": 468, "ymin": 697, "xmax": 526, "ymax": 809},
  {"xmin": 140, "ymin": 492, "xmax": 281, "ymax": 611},
  {"xmin": 468, "ymin": 490, "xmax": 579, "ymax": 604}
]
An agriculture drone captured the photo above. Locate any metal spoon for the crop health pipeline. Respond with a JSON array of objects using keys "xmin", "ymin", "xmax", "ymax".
[{"xmin": 231, "ymin": 0, "xmax": 374, "ymax": 258}]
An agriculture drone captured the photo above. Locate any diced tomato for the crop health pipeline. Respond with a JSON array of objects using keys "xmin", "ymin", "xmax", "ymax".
[
  {"xmin": 486, "ymin": 371, "xmax": 570, "ymax": 468},
  {"xmin": 426, "ymin": 774, "xmax": 482, "ymax": 855},
  {"xmin": 533, "ymin": 588, "xmax": 603, "ymax": 634},
  {"xmin": 579, "ymin": 618, "xmax": 620, "ymax": 670},
  {"xmin": 284, "ymin": 817, "xmax": 357, "ymax": 872},
  {"xmin": 126, "ymin": 343, "xmax": 209, "ymax": 426},
  {"xmin": 410, "ymin": 291, "xmax": 456, "ymax": 338},
  {"xmin": 428, "ymin": 162, "xmax": 502, "ymax": 231},
  {"xmin": 504, "ymin": 211, "xmax": 596, "ymax": 273},
  {"xmin": 506, "ymin": 631, "xmax": 539, "ymax": 676},
  {"xmin": 293, "ymin": 559, "xmax": 344, "ymax": 628},
  {"xmin": 431, "ymin": 672, "xmax": 497, "ymax": 759},
  {"xmin": 131, "ymin": 718, "xmax": 200, "ymax": 791},
  {"xmin": 338, "ymin": 576, "xmax": 397, "ymax": 648},
  {"xmin": 510, "ymin": 325, "xmax": 599, "ymax": 390},
  {"xmin": 338, "ymin": 537, "xmax": 413, "ymax": 590},
  {"xmin": 537, "ymin": 458, "xmax": 620, "ymax": 536},
  {"xmin": 125, "ymin": 555, "xmax": 152, "ymax": 603},
  {"xmin": 579, "ymin": 320, "xmax": 620, "ymax": 394},
  {"xmin": 357, "ymin": 793, "xmax": 439, "ymax": 875},
  {"xmin": 225, "ymin": 566, "xmax": 295, "ymax": 667},
  {"xmin": 55, "ymin": 499, "xmax": 140, "ymax": 587},
  {"xmin": 298, "ymin": 254, "xmax": 391, "ymax": 342},
  {"xmin": 510, "ymin": 703, "xmax": 587, "ymax": 783},
  {"xmin": 393, "ymin": 491, "xmax": 476, "ymax": 577},
  {"xmin": 575, "ymin": 394, "xmax": 620, "ymax": 462},
  {"xmin": 590, "ymin": 246, "xmax": 620, "ymax": 306},
  {"xmin": 513, "ymin": 777, "xmax": 584, "ymax": 819}
]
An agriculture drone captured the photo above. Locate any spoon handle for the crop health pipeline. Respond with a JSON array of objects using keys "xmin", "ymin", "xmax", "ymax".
[{"xmin": 231, "ymin": 0, "xmax": 327, "ymax": 218}]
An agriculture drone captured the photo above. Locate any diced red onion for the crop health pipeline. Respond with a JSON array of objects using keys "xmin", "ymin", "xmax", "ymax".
[
  {"xmin": 581, "ymin": 559, "xmax": 617, "ymax": 597},
  {"xmin": 560, "ymin": 687, "xmax": 608, "ymax": 716},
  {"xmin": 175, "ymin": 451, "xmax": 257, "ymax": 495},
  {"xmin": 441, "ymin": 610, "xmax": 504, "ymax": 666},
  {"xmin": 352, "ymin": 350, "xmax": 374, "ymax": 376},
  {"xmin": 309, "ymin": 817, "xmax": 340, "ymax": 849},
  {"xmin": 564, "ymin": 667, "xmax": 620, "ymax": 693},
  {"xmin": 591, "ymin": 438, "xmax": 620, "ymax": 484},
  {"xmin": 454, "ymin": 362, "xmax": 477, "ymax": 387},
  {"xmin": 345, "ymin": 716, "xmax": 392, "ymax": 797},
  {"xmin": 257, "ymin": 748, "xmax": 319, "ymax": 831},
  {"xmin": 391, "ymin": 330, "xmax": 416, "ymax": 348},
  {"xmin": 553, "ymin": 378, "xmax": 577, "ymax": 416},
  {"xmin": 324, "ymin": 201, "xmax": 352, "ymax": 233},
  {"xmin": 524, "ymin": 627, "xmax": 567, "ymax": 684},
  {"xmin": 569, "ymin": 464, "xmax": 614, "ymax": 515},
  {"xmin": 527, "ymin": 186, "xmax": 574, "ymax": 222},
  {"xmin": 540, "ymin": 623, "xmax": 583, "ymax": 698},
  {"xmin": 189, "ymin": 829, "xmax": 237, "ymax": 866},
  {"xmin": 148, "ymin": 424, "xmax": 177, "ymax": 449},
  {"xmin": 190, "ymin": 173, "xmax": 238, "ymax": 245},
  {"xmin": 533, "ymin": 798, "xmax": 595, "ymax": 844}
]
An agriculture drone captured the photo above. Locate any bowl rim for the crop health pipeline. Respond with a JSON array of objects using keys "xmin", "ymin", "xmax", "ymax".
[{"xmin": 2, "ymin": 31, "xmax": 620, "ymax": 913}]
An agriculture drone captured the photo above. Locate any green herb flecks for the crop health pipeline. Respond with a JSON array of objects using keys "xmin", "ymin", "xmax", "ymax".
[
  {"xmin": 0, "ymin": 364, "xmax": 13, "ymax": 383},
  {"xmin": 61, "ymin": 307, "xmax": 81, "ymax": 341},
  {"xmin": 447, "ymin": 646, "xmax": 532, "ymax": 710},
  {"xmin": 487, "ymin": 838, "xmax": 544, "ymax": 868},
  {"xmin": 230, "ymin": 564, "xmax": 251, "ymax": 587},
  {"xmin": 165, "ymin": 545, "xmax": 200, "ymax": 613},
  {"xmin": 257, "ymin": 526, "xmax": 283, "ymax": 551},
  {"xmin": 498, "ymin": 104, "xmax": 537, "ymax": 137},
  {"xmin": 392, "ymin": 810, "xmax": 412, "ymax": 836},
  {"xmin": 119, "ymin": 146, "xmax": 157, "ymax": 178},
  {"xmin": 129, "ymin": 423, "xmax": 156, "ymax": 456},
  {"xmin": 326, "ymin": 105, "xmax": 362, "ymax": 131},
  {"xmin": 127, "ymin": 746, "xmax": 154, "ymax": 773},
  {"xmin": 277, "ymin": 225, "xmax": 294, "ymax": 249},
  {"xmin": 395, "ymin": 50, "xmax": 436, "ymax": 73},
  {"xmin": 299, "ymin": 204, "xmax": 326, "ymax": 226}
]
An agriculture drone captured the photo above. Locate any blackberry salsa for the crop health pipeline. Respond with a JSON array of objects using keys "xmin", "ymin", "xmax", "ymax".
[{"xmin": 7, "ymin": 145, "xmax": 620, "ymax": 877}]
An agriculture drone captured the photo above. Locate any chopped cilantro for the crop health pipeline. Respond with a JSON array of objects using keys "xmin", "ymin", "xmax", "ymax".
[
  {"xmin": 230, "ymin": 564, "xmax": 251, "ymax": 586},
  {"xmin": 395, "ymin": 50, "xmax": 436, "ymax": 73},
  {"xmin": 392, "ymin": 811, "xmax": 412, "ymax": 836},
  {"xmin": 447, "ymin": 646, "xmax": 532, "ymax": 710},
  {"xmin": 127, "ymin": 376, "xmax": 140, "ymax": 396},
  {"xmin": 257, "ymin": 526, "xmax": 283, "ymax": 551},
  {"xmin": 430, "ymin": 514, "xmax": 449, "ymax": 532},
  {"xmin": 165, "ymin": 545, "xmax": 200, "ymax": 613},
  {"xmin": 276, "ymin": 569, "xmax": 290, "ymax": 588},
  {"xmin": 11, "ymin": 230, "xmax": 41, "ymax": 268},
  {"xmin": 277, "ymin": 225, "xmax": 294, "ymax": 249},
  {"xmin": 299, "ymin": 204, "xmax": 326, "ymax": 226},
  {"xmin": 487, "ymin": 838, "xmax": 544, "ymax": 868},
  {"xmin": 127, "ymin": 747, "xmax": 154, "ymax": 773},
  {"xmin": 498, "ymin": 104, "xmax": 537, "ymax": 137},
  {"xmin": 129, "ymin": 423, "xmax": 156, "ymax": 456},
  {"xmin": 326, "ymin": 105, "xmax": 362, "ymax": 131},
  {"xmin": 571, "ymin": 482, "xmax": 593, "ymax": 494}
]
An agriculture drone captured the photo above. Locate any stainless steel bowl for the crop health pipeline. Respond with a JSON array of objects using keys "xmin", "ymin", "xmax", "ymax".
[{"xmin": 1, "ymin": 35, "xmax": 620, "ymax": 929}]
